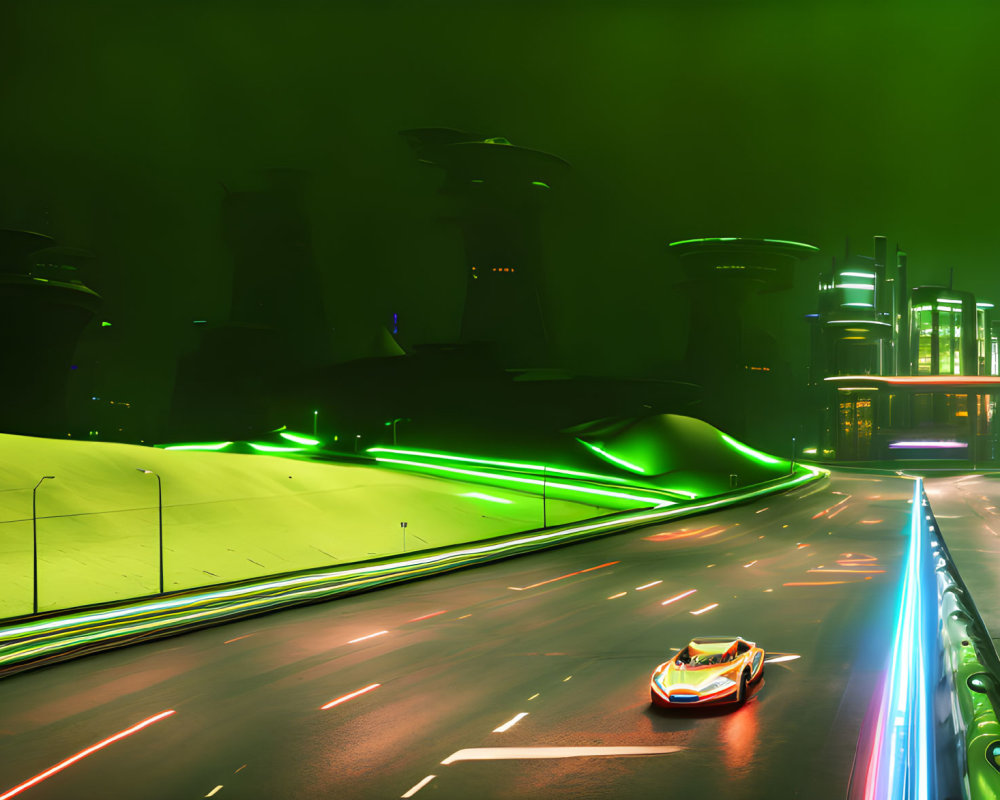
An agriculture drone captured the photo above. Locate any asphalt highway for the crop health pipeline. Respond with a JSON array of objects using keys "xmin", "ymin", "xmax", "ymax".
[
  {"xmin": 923, "ymin": 472, "xmax": 1000, "ymax": 637},
  {"xmin": 0, "ymin": 471, "xmax": 917, "ymax": 800}
]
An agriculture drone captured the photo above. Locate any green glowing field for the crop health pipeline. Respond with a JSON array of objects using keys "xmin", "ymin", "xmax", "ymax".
[
  {"xmin": 0, "ymin": 434, "xmax": 634, "ymax": 618},
  {"xmin": 0, "ymin": 416, "xmax": 792, "ymax": 619}
]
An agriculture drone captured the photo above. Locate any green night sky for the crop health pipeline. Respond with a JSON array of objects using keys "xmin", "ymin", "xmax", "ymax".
[{"xmin": 3, "ymin": 1, "xmax": 1000, "ymax": 431}]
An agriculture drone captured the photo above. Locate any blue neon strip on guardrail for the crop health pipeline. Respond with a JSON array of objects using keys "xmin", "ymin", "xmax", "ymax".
[
  {"xmin": 860, "ymin": 477, "xmax": 934, "ymax": 798},
  {"xmin": 854, "ymin": 477, "xmax": 998, "ymax": 799}
]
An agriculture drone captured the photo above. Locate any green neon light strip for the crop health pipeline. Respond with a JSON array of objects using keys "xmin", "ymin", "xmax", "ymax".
[
  {"xmin": 373, "ymin": 457, "xmax": 671, "ymax": 506},
  {"xmin": 668, "ymin": 238, "xmax": 819, "ymax": 251},
  {"xmin": 367, "ymin": 447, "xmax": 696, "ymax": 500},
  {"xmin": 0, "ymin": 465, "xmax": 826, "ymax": 672},
  {"xmin": 459, "ymin": 492, "xmax": 513, "ymax": 504},
  {"xmin": 279, "ymin": 432, "xmax": 320, "ymax": 446},
  {"xmin": 720, "ymin": 433, "xmax": 782, "ymax": 465},
  {"xmin": 162, "ymin": 442, "xmax": 233, "ymax": 451},
  {"xmin": 530, "ymin": 181, "xmax": 550, "ymax": 188},
  {"xmin": 366, "ymin": 447, "xmax": 634, "ymax": 485},
  {"xmin": 576, "ymin": 439, "xmax": 645, "ymax": 474},
  {"xmin": 248, "ymin": 443, "xmax": 302, "ymax": 453}
]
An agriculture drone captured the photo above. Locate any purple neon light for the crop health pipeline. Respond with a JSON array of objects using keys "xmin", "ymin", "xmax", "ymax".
[{"xmin": 888, "ymin": 441, "xmax": 968, "ymax": 449}]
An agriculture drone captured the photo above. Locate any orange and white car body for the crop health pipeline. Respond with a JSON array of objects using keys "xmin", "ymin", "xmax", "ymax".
[{"xmin": 650, "ymin": 636, "xmax": 764, "ymax": 707}]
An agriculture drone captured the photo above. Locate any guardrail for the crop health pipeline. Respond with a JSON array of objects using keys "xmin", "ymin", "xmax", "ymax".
[
  {"xmin": 0, "ymin": 463, "xmax": 825, "ymax": 679},
  {"xmin": 849, "ymin": 478, "xmax": 1000, "ymax": 799},
  {"xmin": 929, "ymin": 488, "xmax": 1000, "ymax": 799}
]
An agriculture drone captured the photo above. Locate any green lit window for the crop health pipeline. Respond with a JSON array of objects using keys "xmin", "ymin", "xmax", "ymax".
[
  {"xmin": 915, "ymin": 307, "xmax": 933, "ymax": 374},
  {"xmin": 938, "ymin": 309, "xmax": 953, "ymax": 373}
]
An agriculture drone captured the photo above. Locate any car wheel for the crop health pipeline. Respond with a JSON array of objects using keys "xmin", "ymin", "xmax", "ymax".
[{"xmin": 738, "ymin": 671, "xmax": 749, "ymax": 705}]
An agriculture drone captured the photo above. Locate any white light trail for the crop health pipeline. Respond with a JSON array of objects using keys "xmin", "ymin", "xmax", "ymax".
[
  {"xmin": 764, "ymin": 655, "xmax": 800, "ymax": 664},
  {"xmin": 661, "ymin": 589, "xmax": 697, "ymax": 606},
  {"xmin": 401, "ymin": 775, "xmax": 437, "ymax": 798},
  {"xmin": 441, "ymin": 746, "xmax": 683, "ymax": 764},
  {"xmin": 348, "ymin": 630, "xmax": 388, "ymax": 644},
  {"xmin": 320, "ymin": 683, "xmax": 381, "ymax": 710},
  {"xmin": 493, "ymin": 712, "xmax": 529, "ymax": 733}
]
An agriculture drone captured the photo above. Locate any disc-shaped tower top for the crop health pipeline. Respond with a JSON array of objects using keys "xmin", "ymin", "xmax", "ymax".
[
  {"xmin": 402, "ymin": 128, "xmax": 570, "ymax": 188},
  {"xmin": 0, "ymin": 229, "xmax": 55, "ymax": 273},
  {"xmin": 668, "ymin": 237, "xmax": 819, "ymax": 293}
]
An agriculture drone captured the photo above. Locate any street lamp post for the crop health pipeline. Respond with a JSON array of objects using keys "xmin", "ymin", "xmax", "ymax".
[
  {"xmin": 32, "ymin": 475, "xmax": 55, "ymax": 614},
  {"xmin": 389, "ymin": 417, "xmax": 411, "ymax": 446},
  {"xmin": 791, "ymin": 435, "xmax": 796, "ymax": 475},
  {"xmin": 137, "ymin": 468, "xmax": 164, "ymax": 594},
  {"xmin": 313, "ymin": 410, "xmax": 318, "ymax": 438}
]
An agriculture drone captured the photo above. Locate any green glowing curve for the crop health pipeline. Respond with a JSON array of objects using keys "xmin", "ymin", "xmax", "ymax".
[
  {"xmin": 374, "ymin": 457, "xmax": 671, "ymax": 506},
  {"xmin": 161, "ymin": 442, "xmax": 233, "ymax": 451},
  {"xmin": 366, "ymin": 447, "xmax": 634, "ymax": 485},
  {"xmin": 248, "ymin": 443, "xmax": 303, "ymax": 453},
  {"xmin": 279, "ymin": 432, "xmax": 321, "ymax": 446},
  {"xmin": 459, "ymin": 492, "xmax": 514, "ymax": 504},
  {"xmin": 576, "ymin": 439, "xmax": 646, "ymax": 474},
  {"xmin": 719, "ymin": 433, "xmax": 782, "ymax": 465},
  {"xmin": 668, "ymin": 237, "xmax": 819, "ymax": 251}
]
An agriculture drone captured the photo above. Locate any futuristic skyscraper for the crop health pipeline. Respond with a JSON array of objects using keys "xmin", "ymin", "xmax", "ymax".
[
  {"xmin": 668, "ymin": 236, "xmax": 819, "ymax": 439},
  {"xmin": 168, "ymin": 170, "xmax": 332, "ymax": 439},
  {"xmin": 809, "ymin": 235, "xmax": 1000, "ymax": 462},
  {"xmin": 402, "ymin": 128, "xmax": 569, "ymax": 366},
  {"xmin": 0, "ymin": 230, "xmax": 101, "ymax": 436}
]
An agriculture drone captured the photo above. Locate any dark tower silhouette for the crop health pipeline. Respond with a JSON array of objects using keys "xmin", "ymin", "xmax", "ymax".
[
  {"xmin": 0, "ymin": 230, "xmax": 101, "ymax": 436},
  {"xmin": 402, "ymin": 128, "xmax": 569, "ymax": 366},
  {"xmin": 668, "ymin": 237, "xmax": 818, "ymax": 438},
  {"xmin": 168, "ymin": 170, "xmax": 331, "ymax": 439}
]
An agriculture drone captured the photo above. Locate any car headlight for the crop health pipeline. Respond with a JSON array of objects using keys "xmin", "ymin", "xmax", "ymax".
[{"xmin": 699, "ymin": 676, "xmax": 736, "ymax": 694}]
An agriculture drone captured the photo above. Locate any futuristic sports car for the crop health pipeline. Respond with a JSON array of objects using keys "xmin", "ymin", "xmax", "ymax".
[{"xmin": 650, "ymin": 636, "xmax": 764, "ymax": 707}]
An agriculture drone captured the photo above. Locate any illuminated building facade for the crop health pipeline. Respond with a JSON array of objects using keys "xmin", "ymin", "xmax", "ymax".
[
  {"xmin": 0, "ymin": 230, "xmax": 101, "ymax": 436},
  {"xmin": 402, "ymin": 128, "xmax": 569, "ymax": 366},
  {"xmin": 810, "ymin": 235, "xmax": 999, "ymax": 462},
  {"xmin": 809, "ymin": 236, "xmax": 896, "ymax": 379},
  {"xmin": 667, "ymin": 237, "xmax": 819, "ymax": 441}
]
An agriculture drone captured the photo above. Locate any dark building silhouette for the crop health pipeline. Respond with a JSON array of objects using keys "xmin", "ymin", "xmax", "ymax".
[
  {"xmin": 402, "ymin": 128, "xmax": 569, "ymax": 366},
  {"xmin": 0, "ymin": 230, "xmax": 101, "ymax": 436},
  {"xmin": 668, "ymin": 237, "xmax": 819, "ymax": 439},
  {"xmin": 168, "ymin": 169, "xmax": 332, "ymax": 439}
]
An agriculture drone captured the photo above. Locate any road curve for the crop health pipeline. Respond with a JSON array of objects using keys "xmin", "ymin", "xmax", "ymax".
[{"xmin": 0, "ymin": 471, "xmax": 914, "ymax": 800}]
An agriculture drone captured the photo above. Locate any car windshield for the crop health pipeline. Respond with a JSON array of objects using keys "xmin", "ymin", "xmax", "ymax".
[
  {"xmin": 676, "ymin": 644, "xmax": 737, "ymax": 666},
  {"xmin": 690, "ymin": 652, "xmax": 727, "ymax": 666}
]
